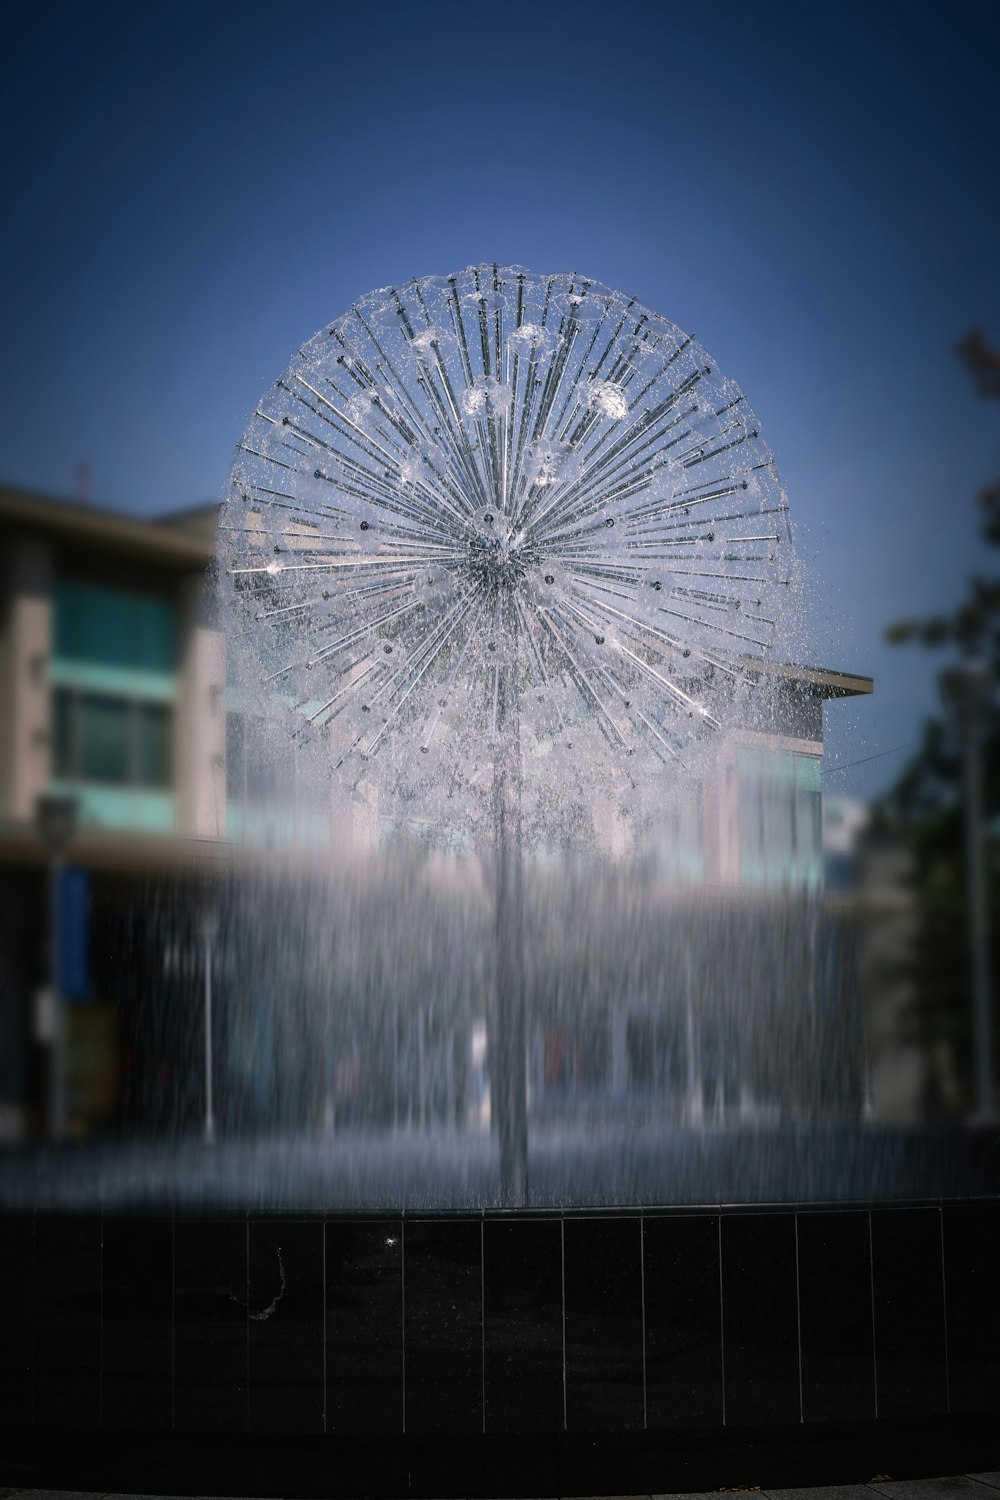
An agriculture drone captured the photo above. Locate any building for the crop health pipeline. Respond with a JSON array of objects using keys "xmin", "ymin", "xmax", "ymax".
[{"xmin": 0, "ymin": 484, "xmax": 873, "ymax": 1139}]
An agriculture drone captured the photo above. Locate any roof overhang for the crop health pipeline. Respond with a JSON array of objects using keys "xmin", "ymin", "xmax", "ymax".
[
  {"xmin": 740, "ymin": 655, "xmax": 874, "ymax": 699},
  {"xmin": 0, "ymin": 486, "xmax": 212, "ymax": 569}
]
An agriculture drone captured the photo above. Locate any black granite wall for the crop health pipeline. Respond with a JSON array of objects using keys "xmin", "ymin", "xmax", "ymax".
[{"xmin": 0, "ymin": 1202, "xmax": 997, "ymax": 1438}]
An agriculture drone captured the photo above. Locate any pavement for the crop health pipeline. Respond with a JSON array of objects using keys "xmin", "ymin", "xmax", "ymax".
[{"xmin": 1, "ymin": 1474, "xmax": 1000, "ymax": 1500}]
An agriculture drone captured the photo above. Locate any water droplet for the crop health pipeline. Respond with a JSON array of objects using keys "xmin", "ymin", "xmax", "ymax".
[
  {"xmin": 544, "ymin": 574, "xmax": 554, "ymax": 585},
  {"xmin": 605, "ymin": 517, "xmax": 615, "ymax": 528},
  {"xmin": 383, "ymin": 644, "xmax": 393, "ymax": 654},
  {"xmin": 594, "ymin": 635, "xmax": 605, "ymax": 645},
  {"xmin": 360, "ymin": 521, "xmax": 370, "ymax": 531}
]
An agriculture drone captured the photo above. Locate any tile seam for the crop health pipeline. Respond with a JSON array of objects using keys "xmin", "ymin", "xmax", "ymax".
[
  {"xmin": 170, "ymin": 1218, "xmax": 176, "ymax": 1432},
  {"xmin": 245, "ymin": 1217, "xmax": 249, "ymax": 1434},
  {"xmin": 718, "ymin": 1213, "xmax": 726, "ymax": 1427},
  {"xmin": 794, "ymin": 1211, "xmax": 803, "ymax": 1424},
  {"xmin": 639, "ymin": 1215, "xmax": 647, "ymax": 1430},
  {"xmin": 561, "ymin": 1214, "xmax": 567, "ymax": 1432},
  {"xmin": 99, "ymin": 1212, "xmax": 104, "ymax": 1430},
  {"xmin": 940, "ymin": 1205, "xmax": 950, "ymax": 1415},
  {"xmin": 868, "ymin": 1208, "xmax": 879, "ymax": 1421}
]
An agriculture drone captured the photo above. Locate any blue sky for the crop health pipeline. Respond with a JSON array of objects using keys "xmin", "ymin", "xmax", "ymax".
[{"xmin": 2, "ymin": 0, "xmax": 997, "ymax": 798}]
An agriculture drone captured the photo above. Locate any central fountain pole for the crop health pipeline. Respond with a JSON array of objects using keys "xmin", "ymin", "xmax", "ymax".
[{"xmin": 493, "ymin": 649, "xmax": 528, "ymax": 1206}]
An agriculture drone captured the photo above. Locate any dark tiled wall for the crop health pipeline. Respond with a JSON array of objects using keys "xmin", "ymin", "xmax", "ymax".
[
  {"xmin": 174, "ymin": 1219, "xmax": 247, "ymax": 1432},
  {"xmin": 326, "ymin": 1219, "xmax": 403, "ymax": 1434},
  {"xmin": 0, "ymin": 1202, "xmax": 995, "ymax": 1436}
]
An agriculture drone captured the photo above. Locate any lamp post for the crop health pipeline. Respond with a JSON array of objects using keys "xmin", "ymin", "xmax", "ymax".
[
  {"xmin": 939, "ymin": 660, "xmax": 996, "ymax": 1122},
  {"xmin": 199, "ymin": 908, "xmax": 219, "ymax": 1144},
  {"xmin": 35, "ymin": 791, "xmax": 78, "ymax": 1139}
]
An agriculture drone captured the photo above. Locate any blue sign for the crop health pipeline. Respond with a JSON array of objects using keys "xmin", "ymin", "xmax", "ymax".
[{"xmin": 59, "ymin": 866, "xmax": 90, "ymax": 1002}]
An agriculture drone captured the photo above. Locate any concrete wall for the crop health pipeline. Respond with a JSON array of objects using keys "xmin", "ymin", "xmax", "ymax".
[
  {"xmin": 0, "ymin": 538, "xmax": 52, "ymax": 821},
  {"xmin": 176, "ymin": 578, "xmax": 227, "ymax": 838}
]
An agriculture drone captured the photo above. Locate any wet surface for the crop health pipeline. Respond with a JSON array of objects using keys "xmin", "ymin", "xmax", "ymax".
[{"xmin": 1, "ymin": 1125, "xmax": 998, "ymax": 1212}]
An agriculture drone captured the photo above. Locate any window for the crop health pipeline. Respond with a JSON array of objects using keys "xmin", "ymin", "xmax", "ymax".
[
  {"xmin": 79, "ymin": 695, "xmax": 130, "ymax": 783},
  {"xmin": 738, "ymin": 747, "xmax": 822, "ymax": 889},
  {"xmin": 54, "ymin": 581, "xmax": 178, "ymax": 674},
  {"xmin": 52, "ymin": 689, "xmax": 173, "ymax": 789},
  {"xmin": 225, "ymin": 711, "xmax": 279, "ymax": 802},
  {"xmin": 137, "ymin": 703, "xmax": 172, "ymax": 787}
]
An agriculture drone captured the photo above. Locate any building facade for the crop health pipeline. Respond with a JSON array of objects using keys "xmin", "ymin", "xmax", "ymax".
[{"xmin": 0, "ymin": 485, "xmax": 872, "ymax": 1140}]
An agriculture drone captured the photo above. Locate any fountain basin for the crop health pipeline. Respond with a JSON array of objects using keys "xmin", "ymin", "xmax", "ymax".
[{"xmin": 1, "ymin": 1142, "xmax": 998, "ymax": 1494}]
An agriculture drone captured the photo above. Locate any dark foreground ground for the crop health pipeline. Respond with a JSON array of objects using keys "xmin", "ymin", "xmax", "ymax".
[
  {"xmin": 2, "ymin": 1422, "xmax": 999, "ymax": 1500},
  {"xmin": 2, "ymin": 1470, "xmax": 1000, "ymax": 1500}
]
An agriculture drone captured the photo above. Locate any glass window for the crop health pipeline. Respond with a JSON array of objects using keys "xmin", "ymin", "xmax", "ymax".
[
  {"xmin": 52, "ymin": 690, "xmax": 173, "ymax": 789},
  {"xmin": 226, "ymin": 713, "xmax": 278, "ymax": 801},
  {"xmin": 739, "ymin": 747, "xmax": 824, "ymax": 889},
  {"xmin": 79, "ymin": 695, "xmax": 130, "ymax": 783},
  {"xmin": 54, "ymin": 581, "xmax": 178, "ymax": 673},
  {"xmin": 226, "ymin": 712, "xmax": 245, "ymax": 790},
  {"xmin": 135, "ymin": 597, "xmax": 177, "ymax": 673},
  {"xmin": 137, "ymin": 703, "xmax": 173, "ymax": 788},
  {"xmin": 80, "ymin": 590, "xmax": 133, "ymax": 670}
]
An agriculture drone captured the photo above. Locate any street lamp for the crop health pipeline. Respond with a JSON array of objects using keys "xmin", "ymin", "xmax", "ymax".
[
  {"xmin": 198, "ymin": 907, "xmax": 219, "ymax": 1144},
  {"xmin": 35, "ymin": 791, "xmax": 78, "ymax": 1139},
  {"xmin": 939, "ymin": 660, "xmax": 996, "ymax": 1122}
]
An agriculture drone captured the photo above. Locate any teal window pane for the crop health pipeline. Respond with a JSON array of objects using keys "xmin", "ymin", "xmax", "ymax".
[
  {"xmin": 797, "ymin": 788, "xmax": 822, "ymax": 858},
  {"xmin": 795, "ymin": 754, "xmax": 821, "ymax": 793},
  {"xmin": 80, "ymin": 591, "xmax": 133, "ymax": 670},
  {"xmin": 137, "ymin": 703, "xmax": 173, "ymax": 788},
  {"xmin": 52, "ymin": 689, "xmax": 74, "ymax": 778},
  {"xmin": 79, "ymin": 695, "xmax": 130, "ymax": 783},
  {"xmin": 135, "ymin": 597, "xmax": 178, "ymax": 672},
  {"xmin": 54, "ymin": 581, "xmax": 177, "ymax": 672}
]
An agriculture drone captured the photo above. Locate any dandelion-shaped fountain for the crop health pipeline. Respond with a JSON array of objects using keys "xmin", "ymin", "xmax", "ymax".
[
  {"xmin": 5, "ymin": 269, "xmax": 996, "ymax": 1496},
  {"xmin": 220, "ymin": 264, "xmax": 794, "ymax": 1202}
]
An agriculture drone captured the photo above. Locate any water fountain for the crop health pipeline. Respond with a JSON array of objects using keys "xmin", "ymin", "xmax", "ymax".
[
  {"xmin": 220, "ymin": 263, "xmax": 795, "ymax": 1206},
  {"xmin": 1, "ymin": 266, "xmax": 996, "ymax": 1495}
]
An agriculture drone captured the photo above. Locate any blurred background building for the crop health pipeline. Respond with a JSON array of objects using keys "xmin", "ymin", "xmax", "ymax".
[{"xmin": 0, "ymin": 484, "xmax": 874, "ymax": 1142}]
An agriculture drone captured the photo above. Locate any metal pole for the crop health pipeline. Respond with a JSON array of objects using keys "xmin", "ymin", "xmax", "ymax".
[
  {"xmin": 48, "ymin": 852, "xmax": 65, "ymax": 1139},
  {"xmin": 962, "ymin": 716, "xmax": 994, "ymax": 1120},
  {"xmin": 493, "ymin": 655, "xmax": 528, "ymax": 1207},
  {"xmin": 203, "ymin": 920, "xmax": 216, "ymax": 1144}
]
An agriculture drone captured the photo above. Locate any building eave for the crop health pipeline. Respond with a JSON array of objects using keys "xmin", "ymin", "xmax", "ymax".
[
  {"xmin": 740, "ymin": 655, "xmax": 874, "ymax": 699},
  {"xmin": 0, "ymin": 485, "xmax": 212, "ymax": 569}
]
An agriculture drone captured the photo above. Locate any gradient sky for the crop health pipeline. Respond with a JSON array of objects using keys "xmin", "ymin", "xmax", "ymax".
[{"xmin": 2, "ymin": 0, "xmax": 997, "ymax": 798}]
